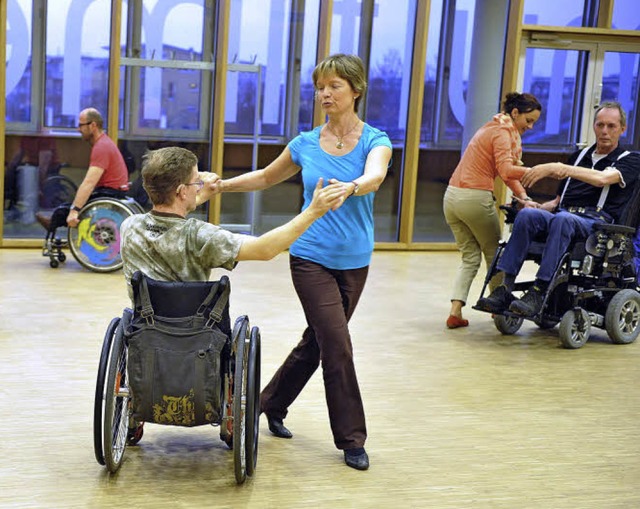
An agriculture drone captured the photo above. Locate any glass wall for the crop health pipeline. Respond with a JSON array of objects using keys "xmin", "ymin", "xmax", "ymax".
[
  {"xmin": 45, "ymin": 0, "xmax": 112, "ymax": 128},
  {"xmin": 601, "ymin": 50, "xmax": 639, "ymax": 146},
  {"xmin": 226, "ymin": 0, "xmax": 291, "ymax": 137},
  {"xmin": 4, "ymin": 0, "xmax": 640, "ymax": 246},
  {"xmin": 297, "ymin": 0, "xmax": 320, "ymax": 133},
  {"xmin": 522, "ymin": 0, "xmax": 588, "ymax": 26},
  {"xmin": 6, "ymin": 0, "xmax": 32, "ymax": 126},
  {"xmin": 612, "ymin": 0, "xmax": 640, "ymax": 30},
  {"xmin": 413, "ymin": 0, "xmax": 477, "ymax": 242},
  {"xmin": 521, "ymin": 48, "xmax": 585, "ymax": 148},
  {"xmin": 122, "ymin": 0, "xmax": 213, "ymax": 139}
]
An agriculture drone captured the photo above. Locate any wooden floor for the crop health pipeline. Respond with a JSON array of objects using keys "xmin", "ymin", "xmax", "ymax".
[{"xmin": 1, "ymin": 248, "xmax": 639, "ymax": 509}]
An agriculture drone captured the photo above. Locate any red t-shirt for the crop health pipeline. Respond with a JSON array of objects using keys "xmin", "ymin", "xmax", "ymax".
[{"xmin": 91, "ymin": 133, "xmax": 129, "ymax": 190}]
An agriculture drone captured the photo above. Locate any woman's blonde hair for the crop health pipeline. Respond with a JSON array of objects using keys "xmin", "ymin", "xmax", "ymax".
[{"xmin": 312, "ymin": 54, "xmax": 367, "ymax": 112}]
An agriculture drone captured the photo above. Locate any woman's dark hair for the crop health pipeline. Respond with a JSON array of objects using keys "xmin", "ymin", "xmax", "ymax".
[{"xmin": 502, "ymin": 92, "xmax": 542, "ymax": 115}]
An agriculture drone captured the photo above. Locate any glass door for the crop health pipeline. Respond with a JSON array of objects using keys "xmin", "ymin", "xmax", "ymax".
[{"xmin": 518, "ymin": 39, "xmax": 640, "ymax": 151}]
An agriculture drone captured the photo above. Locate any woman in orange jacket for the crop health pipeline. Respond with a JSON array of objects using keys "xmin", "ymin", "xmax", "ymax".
[{"xmin": 443, "ymin": 92, "xmax": 542, "ymax": 328}]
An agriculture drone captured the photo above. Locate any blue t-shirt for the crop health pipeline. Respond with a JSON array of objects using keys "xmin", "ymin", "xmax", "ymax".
[{"xmin": 288, "ymin": 123, "xmax": 392, "ymax": 270}]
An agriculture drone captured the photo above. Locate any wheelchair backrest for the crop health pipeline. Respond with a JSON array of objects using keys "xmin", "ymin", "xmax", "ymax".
[
  {"xmin": 130, "ymin": 271, "xmax": 232, "ymax": 336},
  {"xmin": 617, "ymin": 171, "xmax": 640, "ymax": 229}
]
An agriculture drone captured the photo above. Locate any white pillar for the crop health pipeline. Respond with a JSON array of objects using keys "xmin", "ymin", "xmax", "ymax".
[{"xmin": 461, "ymin": 0, "xmax": 510, "ymax": 151}]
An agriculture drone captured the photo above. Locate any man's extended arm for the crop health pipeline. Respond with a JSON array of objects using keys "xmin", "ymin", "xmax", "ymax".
[{"xmin": 521, "ymin": 162, "xmax": 621, "ymax": 188}]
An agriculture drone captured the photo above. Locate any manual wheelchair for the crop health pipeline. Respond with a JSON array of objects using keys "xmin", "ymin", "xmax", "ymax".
[
  {"xmin": 93, "ymin": 272, "xmax": 261, "ymax": 484},
  {"xmin": 41, "ymin": 194, "xmax": 143, "ymax": 272},
  {"xmin": 474, "ymin": 190, "xmax": 640, "ymax": 349}
]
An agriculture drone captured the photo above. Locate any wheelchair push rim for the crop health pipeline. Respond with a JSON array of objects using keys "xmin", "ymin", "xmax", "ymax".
[
  {"xmin": 232, "ymin": 316, "xmax": 250, "ymax": 484},
  {"xmin": 68, "ymin": 199, "xmax": 134, "ymax": 273},
  {"xmin": 245, "ymin": 326, "xmax": 261, "ymax": 477}
]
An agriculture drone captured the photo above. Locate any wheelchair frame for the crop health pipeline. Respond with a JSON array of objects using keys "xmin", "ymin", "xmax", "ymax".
[
  {"xmin": 42, "ymin": 196, "xmax": 143, "ymax": 272},
  {"xmin": 475, "ymin": 216, "xmax": 640, "ymax": 349},
  {"xmin": 93, "ymin": 277, "xmax": 262, "ymax": 484}
]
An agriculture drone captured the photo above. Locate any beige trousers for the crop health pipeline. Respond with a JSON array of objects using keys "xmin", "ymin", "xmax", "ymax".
[{"xmin": 443, "ymin": 186, "xmax": 502, "ymax": 305}]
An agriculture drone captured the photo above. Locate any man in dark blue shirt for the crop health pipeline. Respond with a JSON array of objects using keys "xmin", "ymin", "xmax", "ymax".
[{"xmin": 477, "ymin": 101, "xmax": 640, "ymax": 317}]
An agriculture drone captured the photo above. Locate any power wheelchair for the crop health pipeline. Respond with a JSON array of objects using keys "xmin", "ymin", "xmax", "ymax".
[
  {"xmin": 473, "ymin": 184, "xmax": 640, "ymax": 349},
  {"xmin": 93, "ymin": 272, "xmax": 261, "ymax": 484},
  {"xmin": 41, "ymin": 194, "xmax": 144, "ymax": 272}
]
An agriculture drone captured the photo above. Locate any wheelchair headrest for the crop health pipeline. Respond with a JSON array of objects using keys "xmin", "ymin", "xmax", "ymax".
[{"xmin": 131, "ymin": 271, "xmax": 230, "ymax": 319}]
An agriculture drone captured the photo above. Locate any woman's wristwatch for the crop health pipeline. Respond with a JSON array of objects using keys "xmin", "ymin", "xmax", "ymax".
[{"xmin": 71, "ymin": 204, "xmax": 82, "ymax": 212}]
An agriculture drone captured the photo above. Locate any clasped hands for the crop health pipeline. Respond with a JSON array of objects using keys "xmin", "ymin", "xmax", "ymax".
[{"xmin": 198, "ymin": 172, "xmax": 352, "ymax": 212}]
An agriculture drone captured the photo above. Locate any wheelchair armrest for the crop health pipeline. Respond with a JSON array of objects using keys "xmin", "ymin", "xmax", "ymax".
[
  {"xmin": 499, "ymin": 200, "xmax": 519, "ymax": 224},
  {"xmin": 592, "ymin": 223, "xmax": 636, "ymax": 235}
]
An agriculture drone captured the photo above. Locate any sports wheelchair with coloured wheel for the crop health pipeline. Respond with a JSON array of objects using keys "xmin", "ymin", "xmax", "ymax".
[
  {"xmin": 474, "ymin": 192, "xmax": 640, "ymax": 349},
  {"xmin": 41, "ymin": 196, "xmax": 143, "ymax": 272},
  {"xmin": 93, "ymin": 272, "xmax": 261, "ymax": 484}
]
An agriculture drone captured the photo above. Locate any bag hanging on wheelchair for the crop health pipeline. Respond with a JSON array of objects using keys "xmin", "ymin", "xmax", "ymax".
[{"xmin": 126, "ymin": 275, "xmax": 230, "ymax": 427}]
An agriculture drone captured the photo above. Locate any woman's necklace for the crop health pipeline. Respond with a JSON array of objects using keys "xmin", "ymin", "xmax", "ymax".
[{"xmin": 326, "ymin": 119, "xmax": 360, "ymax": 149}]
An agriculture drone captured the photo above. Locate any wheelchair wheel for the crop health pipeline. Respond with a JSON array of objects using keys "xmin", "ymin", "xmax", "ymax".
[
  {"xmin": 68, "ymin": 198, "xmax": 136, "ymax": 273},
  {"xmin": 493, "ymin": 314, "xmax": 524, "ymax": 335},
  {"xmin": 103, "ymin": 324, "xmax": 130, "ymax": 472},
  {"xmin": 559, "ymin": 308, "xmax": 591, "ymax": 349},
  {"xmin": 232, "ymin": 316, "xmax": 250, "ymax": 484},
  {"xmin": 40, "ymin": 175, "xmax": 77, "ymax": 209},
  {"xmin": 245, "ymin": 326, "xmax": 261, "ymax": 477},
  {"xmin": 605, "ymin": 289, "xmax": 640, "ymax": 344},
  {"xmin": 93, "ymin": 317, "xmax": 120, "ymax": 466}
]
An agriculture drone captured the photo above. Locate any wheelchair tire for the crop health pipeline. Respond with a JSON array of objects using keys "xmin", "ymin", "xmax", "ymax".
[
  {"xmin": 493, "ymin": 314, "xmax": 524, "ymax": 335},
  {"xmin": 68, "ymin": 198, "xmax": 137, "ymax": 273},
  {"xmin": 245, "ymin": 326, "xmax": 261, "ymax": 477},
  {"xmin": 93, "ymin": 317, "xmax": 120, "ymax": 466},
  {"xmin": 40, "ymin": 175, "xmax": 77, "ymax": 209},
  {"xmin": 559, "ymin": 308, "xmax": 591, "ymax": 349},
  {"xmin": 605, "ymin": 289, "xmax": 640, "ymax": 345},
  {"xmin": 232, "ymin": 316, "xmax": 250, "ymax": 484},
  {"xmin": 103, "ymin": 323, "xmax": 130, "ymax": 472}
]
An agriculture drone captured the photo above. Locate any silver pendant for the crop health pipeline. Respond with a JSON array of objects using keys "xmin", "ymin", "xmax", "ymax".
[{"xmin": 336, "ymin": 141, "xmax": 344, "ymax": 149}]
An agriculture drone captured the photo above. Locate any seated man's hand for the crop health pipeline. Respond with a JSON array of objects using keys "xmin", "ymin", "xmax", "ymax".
[
  {"xmin": 67, "ymin": 209, "xmax": 80, "ymax": 228},
  {"xmin": 308, "ymin": 178, "xmax": 346, "ymax": 216}
]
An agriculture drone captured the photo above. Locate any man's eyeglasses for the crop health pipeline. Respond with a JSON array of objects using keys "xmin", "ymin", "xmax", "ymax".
[
  {"xmin": 184, "ymin": 179, "xmax": 204, "ymax": 192},
  {"xmin": 77, "ymin": 121, "xmax": 92, "ymax": 128}
]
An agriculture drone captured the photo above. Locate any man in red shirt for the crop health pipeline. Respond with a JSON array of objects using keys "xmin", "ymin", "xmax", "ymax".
[{"xmin": 66, "ymin": 108, "xmax": 129, "ymax": 227}]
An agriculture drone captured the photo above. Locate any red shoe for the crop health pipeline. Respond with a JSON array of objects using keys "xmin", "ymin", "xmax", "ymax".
[{"xmin": 446, "ymin": 315, "xmax": 469, "ymax": 329}]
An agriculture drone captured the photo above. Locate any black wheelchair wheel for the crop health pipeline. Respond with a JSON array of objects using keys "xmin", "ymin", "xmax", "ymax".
[
  {"xmin": 68, "ymin": 198, "xmax": 136, "ymax": 273},
  {"xmin": 493, "ymin": 314, "xmax": 524, "ymax": 335},
  {"xmin": 93, "ymin": 317, "xmax": 120, "ymax": 465},
  {"xmin": 605, "ymin": 289, "xmax": 640, "ymax": 344},
  {"xmin": 40, "ymin": 175, "xmax": 77, "ymax": 209},
  {"xmin": 103, "ymin": 325, "xmax": 130, "ymax": 472},
  {"xmin": 559, "ymin": 308, "xmax": 591, "ymax": 349},
  {"xmin": 232, "ymin": 316, "xmax": 249, "ymax": 484},
  {"xmin": 245, "ymin": 326, "xmax": 261, "ymax": 477}
]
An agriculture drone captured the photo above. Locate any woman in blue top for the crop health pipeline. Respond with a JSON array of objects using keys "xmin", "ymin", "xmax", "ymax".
[{"xmin": 214, "ymin": 54, "xmax": 392, "ymax": 470}]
